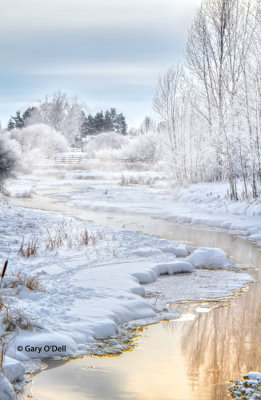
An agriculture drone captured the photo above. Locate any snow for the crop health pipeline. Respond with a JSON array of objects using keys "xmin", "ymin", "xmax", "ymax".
[
  {"xmin": 0, "ymin": 193, "xmax": 253, "ymax": 397},
  {"xmin": 245, "ymin": 373, "xmax": 261, "ymax": 381},
  {"xmin": 5, "ymin": 169, "xmax": 261, "ymax": 246},
  {"xmin": 229, "ymin": 372, "xmax": 261, "ymax": 399},
  {"xmin": 2, "ymin": 357, "xmax": 25, "ymax": 383},
  {"xmin": 1, "ymin": 166, "xmax": 260, "ymax": 397},
  {"xmin": 0, "ymin": 373, "xmax": 16, "ymax": 400},
  {"xmin": 187, "ymin": 247, "xmax": 236, "ymax": 270}
]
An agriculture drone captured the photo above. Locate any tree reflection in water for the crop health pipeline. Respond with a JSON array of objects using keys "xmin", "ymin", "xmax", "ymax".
[{"xmin": 163, "ymin": 270, "xmax": 261, "ymax": 400}]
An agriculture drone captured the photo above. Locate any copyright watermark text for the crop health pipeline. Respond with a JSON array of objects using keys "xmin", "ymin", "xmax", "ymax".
[{"xmin": 17, "ymin": 345, "xmax": 67, "ymax": 354}]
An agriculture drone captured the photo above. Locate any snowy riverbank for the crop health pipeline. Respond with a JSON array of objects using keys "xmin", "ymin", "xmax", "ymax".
[
  {"xmin": 0, "ymin": 193, "xmax": 254, "ymax": 398},
  {"xmin": 5, "ymin": 167, "xmax": 261, "ymax": 245}
]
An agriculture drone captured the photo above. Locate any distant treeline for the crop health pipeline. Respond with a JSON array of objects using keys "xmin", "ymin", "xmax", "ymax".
[
  {"xmin": 81, "ymin": 108, "xmax": 127, "ymax": 136},
  {"xmin": 7, "ymin": 108, "xmax": 36, "ymax": 130},
  {"xmin": 7, "ymin": 105, "xmax": 127, "ymax": 136}
]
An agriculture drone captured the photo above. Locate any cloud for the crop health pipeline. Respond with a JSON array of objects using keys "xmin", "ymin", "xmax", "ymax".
[
  {"xmin": 30, "ymin": 62, "xmax": 167, "ymax": 85},
  {"xmin": 0, "ymin": 0, "xmax": 200, "ymax": 33},
  {"xmin": 0, "ymin": 0, "xmax": 201, "ymax": 127}
]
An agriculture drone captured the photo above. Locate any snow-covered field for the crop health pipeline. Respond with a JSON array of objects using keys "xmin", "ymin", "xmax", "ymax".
[{"xmin": 1, "ymin": 163, "xmax": 260, "ymax": 398}]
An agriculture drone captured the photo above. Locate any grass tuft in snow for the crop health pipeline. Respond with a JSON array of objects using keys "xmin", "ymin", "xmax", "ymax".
[
  {"xmin": 120, "ymin": 174, "xmax": 157, "ymax": 186},
  {"xmin": 45, "ymin": 220, "xmax": 106, "ymax": 250},
  {"xmin": 18, "ymin": 238, "xmax": 38, "ymax": 258},
  {"xmin": 8, "ymin": 272, "xmax": 44, "ymax": 292},
  {"xmin": 3, "ymin": 310, "xmax": 41, "ymax": 332}
]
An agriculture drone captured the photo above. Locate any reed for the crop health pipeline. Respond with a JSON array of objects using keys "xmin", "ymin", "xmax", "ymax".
[
  {"xmin": 18, "ymin": 238, "xmax": 38, "ymax": 258},
  {"xmin": 0, "ymin": 260, "xmax": 8, "ymax": 288}
]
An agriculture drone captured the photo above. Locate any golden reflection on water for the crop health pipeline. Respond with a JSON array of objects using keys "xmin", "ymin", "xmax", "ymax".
[{"xmin": 24, "ymin": 274, "xmax": 261, "ymax": 400}]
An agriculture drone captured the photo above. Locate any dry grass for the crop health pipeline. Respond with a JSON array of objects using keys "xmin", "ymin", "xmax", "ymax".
[
  {"xmin": 46, "ymin": 227, "xmax": 64, "ymax": 250},
  {"xmin": 0, "ymin": 297, "xmax": 9, "ymax": 318},
  {"xmin": 120, "ymin": 174, "xmax": 157, "ymax": 186},
  {"xmin": 18, "ymin": 238, "xmax": 38, "ymax": 258},
  {"xmin": 45, "ymin": 219, "xmax": 72, "ymax": 250},
  {"xmin": 81, "ymin": 229, "xmax": 89, "ymax": 245},
  {"xmin": 45, "ymin": 219, "xmax": 106, "ymax": 250},
  {"xmin": 0, "ymin": 333, "xmax": 10, "ymax": 371},
  {"xmin": 8, "ymin": 271, "xmax": 44, "ymax": 292},
  {"xmin": 3, "ymin": 310, "xmax": 41, "ymax": 332}
]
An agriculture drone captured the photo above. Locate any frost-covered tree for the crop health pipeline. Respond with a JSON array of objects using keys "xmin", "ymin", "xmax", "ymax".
[
  {"xmin": 104, "ymin": 110, "xmax": 114, "ymax": 131},
  {"xmin": 6, "ymin": 93, "xmax": 86, "ymax": 145},
  {"xmin": 185, "ymin": 0, "xmax": 257, "ymax": 198},
  {"xmin": 115, "ymin": 113, "xmax": 127, "ymax": 135},
  {"xmin": 37, "ymin": 92, "xmax": 85, "ymax": 145},
  {"xmin": 7, "ymin": 111, "xmax": 24, "ymax": 130},
  {"xmin": 153, "ymin": 0, "xmax": 261, "ymax": 198}
]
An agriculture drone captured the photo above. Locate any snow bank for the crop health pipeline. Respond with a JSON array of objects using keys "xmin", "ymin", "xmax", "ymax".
[
  {"xmin": 160, "ymin": 243, "xmax": 191, "ymax": 257},
  {"xmin": 0, "ymin": 373, "xmax": 16, "ymax": 400},
  {"xmin": 2, "ymin": 357, "xmax": 24, "ymax": 383},
  {"xmin": 15, "ymin": 170, "xmax": 260, "ymax": 247},
  {"xmin": 187, "ymin": 247, "xmax": 236, "ymax": 270},
  {"xmin": 244, "ymin": 373, "xmax": 261, "ymax": 381}
]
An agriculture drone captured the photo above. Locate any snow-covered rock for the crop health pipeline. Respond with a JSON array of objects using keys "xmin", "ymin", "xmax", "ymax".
[{"xmin": 187, "ymin": 247, "xmax": 236, "ymax": 270}]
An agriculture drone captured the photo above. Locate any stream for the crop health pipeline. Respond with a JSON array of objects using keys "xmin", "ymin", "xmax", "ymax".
[{"xmin": 11, "ymin": 185, "xmax": 261, "ymax": 400}]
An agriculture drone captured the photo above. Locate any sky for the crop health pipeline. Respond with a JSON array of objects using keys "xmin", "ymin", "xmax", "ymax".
[{"xmin": 0, "ymin": 0, "xmax": 201, "ymax": 128}]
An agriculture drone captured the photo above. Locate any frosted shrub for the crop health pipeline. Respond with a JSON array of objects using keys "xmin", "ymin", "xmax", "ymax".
[
  {"xmin": 84, "ymin": 132, "xmax": 129, "ymax": 159},
  {"xmin": 84, "ymin": 131, "xmax": 158, "ymax": 163},
  {"xmin": 123, "ymin": 133, "xmax": 158, "ymax": 163},
  {"xmin": 2, "ymin": 124, "xmax": 69, "ymax": 171}
]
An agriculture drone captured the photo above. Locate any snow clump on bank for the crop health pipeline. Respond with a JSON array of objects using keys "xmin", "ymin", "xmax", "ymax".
[
  {"xmin": 229, "ymin": 372, "xmax": 261, "ymax": 399},
  {"xmin": 187, "ymin": 247, "xmax": 237, "ymax": 270}
]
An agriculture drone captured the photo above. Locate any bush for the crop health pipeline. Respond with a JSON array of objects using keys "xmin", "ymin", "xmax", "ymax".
[
  {"xmin": 122, "ymin": 134, "xmax": 158, "ymax": 163},
  {"xmin": 0, "ymin": 141, "xmax": 16, "ymax": 181},
  {"xmin": 84, "ymin": 132, "xmax": 129, "ymax": 159},
  {"xmin": 1, "ymin": 123, "xmax": 69, "ymax": 172}
]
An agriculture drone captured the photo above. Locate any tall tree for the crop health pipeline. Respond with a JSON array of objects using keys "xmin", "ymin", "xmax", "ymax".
[
  {"xmin": 115, "ymin": 113, "xmax": 127, "ymax": 134},
  {"xmin": 104, "ymin": 110, "xmax": 114, "ymax": 131},
  {"xmin": 186, "ymin": 0, "xmax": 255, "ymax": 199},
  {"xmin": 93, "ymin": 111, "xmax": 104, "ymax": 133}
]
